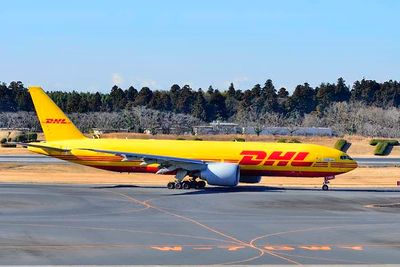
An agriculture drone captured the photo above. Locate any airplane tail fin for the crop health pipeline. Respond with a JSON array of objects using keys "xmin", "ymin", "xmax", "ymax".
[{"xmin": 28, "ymin": 86, "xmax": 86, "ymax": 141}]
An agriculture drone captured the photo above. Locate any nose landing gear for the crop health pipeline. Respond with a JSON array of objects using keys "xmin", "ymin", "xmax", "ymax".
[{"xmin": 322, "ymin": 175, "xmax": 335, "ymax": 191}]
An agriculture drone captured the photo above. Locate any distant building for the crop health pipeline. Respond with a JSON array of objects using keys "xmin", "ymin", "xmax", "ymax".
[
  {"xmin": 193, "ymin": 121, "xmax": 241, "ymax": 135},
  {"xmin": 92, "ymin": 128, "xmax": 130, "ymax": 134},
  {"xmin": 244, "ymin": 126, "xmax": 335, "ymax": 136}
]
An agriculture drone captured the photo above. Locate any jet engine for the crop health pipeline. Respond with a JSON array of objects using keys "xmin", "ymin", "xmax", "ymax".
[
  {"xmin": 200, "ymin": 163, "xmax": 240, "ymax": 186},
  {"xmin": 239, "ymin": 175, "xmax": 262, "ymax": 184}
]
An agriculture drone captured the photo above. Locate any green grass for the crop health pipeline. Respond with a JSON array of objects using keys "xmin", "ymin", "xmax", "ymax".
[
  {"xmin": 276, "ymin": 138, "xmax": 301, "ymax": 143},
  {"xmin": 334, "ymin": 139, "xmax": 348, "ymax": 151},
  {"xmin": 369, "ymin": 139, "xmax": 399, "ymax": 155}
]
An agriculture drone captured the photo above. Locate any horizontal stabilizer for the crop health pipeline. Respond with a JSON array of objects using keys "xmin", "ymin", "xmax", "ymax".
[{"xmin": 17, "ymin": 142, "xmax": 71, "ymax": 152}]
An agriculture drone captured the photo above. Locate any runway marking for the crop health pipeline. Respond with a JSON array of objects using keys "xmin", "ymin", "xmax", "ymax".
[
  {"xmin": 248, "ymin": 222, "xmax": 397, "ymax": 265},
  {"xmin": 218, "ymin": 245, "xmax": 246, "ymax": 251},
  {"xmin": 193, "ymin": 247, "xmax": 213, "ymax": 250},
  {"xmin": 151, "ymin": 246, "xmax": 182, "ymax": 251},
  {"xmin": 106, "ymin": 189, "xmax": 301, "ymax": 265},
  {"xmin": 0, "ymin": 243, "xmax": 387, "ymax": 252},
  {"xmin": 0, "ymin": 222, "xmax": 237, "ymax": 245},
  {"xmin": 265, "ymin": 245, "xmax": 295, "ymax": 251},
  {"xmin": 299, "ymin": 245, "xmax": 331, "ymax": 251},
  {"xmin": 340, "ymin": 246, "xmax": 363, "ymax": 251}
]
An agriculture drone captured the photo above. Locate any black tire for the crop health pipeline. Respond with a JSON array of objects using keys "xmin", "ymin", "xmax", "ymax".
[
  {"xmin": 167, "ymin": 182, "xmax": 175, "ymax": 189},
  {"xmin": 182, "ymin": 181, "xmax": 191, "ymax": 190},
  {"xmin": 175, "ymin": 182, "xmax": 183, "ymax": 189},
  {"xmin": 197, "ymin": 181, "xmax": 206, "ymax": 189},
  {"xmin": 322, "ymin": 184, "xmax": 329, "ymax": 191}
]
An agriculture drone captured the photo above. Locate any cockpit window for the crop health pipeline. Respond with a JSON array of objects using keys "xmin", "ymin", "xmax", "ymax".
[{"xmin": 340, "ymin": 155, "xmax": 353, "ymax": 160}]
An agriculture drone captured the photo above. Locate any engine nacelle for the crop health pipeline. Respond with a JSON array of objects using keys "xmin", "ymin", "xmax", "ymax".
[
  {"xmin": 200, "ymin": 163, "xmax": 240, "ymax": 186},
  {"xmin": 239, "ymin": 175, "xmax": 262, "ymax": 184}
]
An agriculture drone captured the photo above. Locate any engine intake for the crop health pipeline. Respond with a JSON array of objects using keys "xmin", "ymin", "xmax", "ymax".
[{"xmin": 200, "ymin": 163, "xmax": 240, "ymax": 186}]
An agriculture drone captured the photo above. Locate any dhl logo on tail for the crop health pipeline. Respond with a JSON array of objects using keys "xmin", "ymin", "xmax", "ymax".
[{"xmin": 43, "ymin": 118, "xmax": 70, "ymax": 124}]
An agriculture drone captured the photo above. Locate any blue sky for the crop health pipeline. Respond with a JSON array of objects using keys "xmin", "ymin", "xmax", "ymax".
[{"xmin": 0, "ymin": 0, "xmax": 399, "ymax": 92}]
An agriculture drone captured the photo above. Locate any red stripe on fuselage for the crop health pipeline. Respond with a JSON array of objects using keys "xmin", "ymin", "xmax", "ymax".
[{"xmin": 291, "ymin": 161, "xmax": 313, "ymax": 167}]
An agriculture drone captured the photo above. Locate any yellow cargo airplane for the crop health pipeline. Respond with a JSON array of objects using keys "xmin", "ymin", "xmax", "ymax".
[{"xmin": 21, "ymin": 86, "xmax": 357, "ymax": 190}]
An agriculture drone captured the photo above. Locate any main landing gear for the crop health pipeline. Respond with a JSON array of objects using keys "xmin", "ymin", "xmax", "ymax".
[
  {"xmin": 165, "ymin": 169, "xmax": 206, "ymax": 190},
  {"xmin": 322, "ymin": 175, "xmax": 335, "ymax": 191},
  {"xmin": 167, "ymin": 179, "xmax": 206, "ymax": 190}
]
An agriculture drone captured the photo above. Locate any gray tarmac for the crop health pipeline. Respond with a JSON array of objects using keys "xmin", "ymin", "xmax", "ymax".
[{"xmin": 0, "ymin": 183, "xmax": 400, "ymax": 265}]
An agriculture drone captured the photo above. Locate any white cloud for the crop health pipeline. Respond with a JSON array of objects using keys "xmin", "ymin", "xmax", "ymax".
[
  {"xmin": 140, "ymin": 79, "xmax": 157, "ymax": 88},
  {"xmin": 112, "ymin": 73, "xmax": 124, "ymax": 86},
  {"xmin": 130, "ymin": 78, "xmax": 159, "ymax": 89},
  {"xmin": 223, "ymin": 76, "xmax": 249, "ymax": 88}
]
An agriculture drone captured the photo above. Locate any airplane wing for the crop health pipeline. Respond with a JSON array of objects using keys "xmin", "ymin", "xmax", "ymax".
[
  {"xmin": 78, "ymin": 148, "xmax": 207, "ymax": 175},
  {"xmin": 17, "ymin": 142, "xmax": 71, "ymax": 152}
]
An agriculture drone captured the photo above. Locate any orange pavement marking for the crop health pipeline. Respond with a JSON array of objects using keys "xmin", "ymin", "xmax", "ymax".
[
  {"xmin": 192, "ymin": 247, "xmax": 213, "ymax": 250},
  {"xmin": 264, "ymin": 245, "xmax": 295, "ymax": 251},
  {"xmin": 340, "ymin": 246, "xmax": 363, "ymax": 251},
  {"xmin": 300, "ymin": 245, "xmax": 332, "ymax": 251},
  {"xmin": 218, "ymin": 245, "xmax": 246, "ymax": 251},
  {"xmin": 151, "ymin": 246, "xmax": 182, "ymax": 251},
  {"xmin": 109, "ymin": 190, "xmax": 301, "ymax": 265}
]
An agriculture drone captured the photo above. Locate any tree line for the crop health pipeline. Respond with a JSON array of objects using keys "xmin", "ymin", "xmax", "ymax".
[{"xmin": 1, "ymin": 78, "xmax": 399, "ymax": 122}]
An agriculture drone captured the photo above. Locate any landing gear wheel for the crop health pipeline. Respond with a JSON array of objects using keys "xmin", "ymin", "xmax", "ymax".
[
  {"xmin": 196, "ymin": 180, "xmax": 206, "ymax": 189},
  {"xmin": 167, "ymin": 182, "xmax": 175, "ymax": 189},
  {"xmin": 175, "ymin": 182, "xmax": 183, "ymax": 189},
  {"xmin": 182, "ymin": 181, "xmax": 191, "ymax": 190},
  {"xmin": 322, "ymin": 184, "xmax": 329, "ymax": 191}
]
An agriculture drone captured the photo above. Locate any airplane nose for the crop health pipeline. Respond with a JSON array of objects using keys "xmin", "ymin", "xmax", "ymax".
[{"xmin": 351, "ymin": 159, "xmax": 358, "ymax": 169}]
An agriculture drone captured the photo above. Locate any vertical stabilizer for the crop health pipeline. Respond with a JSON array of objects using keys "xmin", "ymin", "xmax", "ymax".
[{"xmin": 28, "ymin": 86, "xmax": 86, "ymax": 141}]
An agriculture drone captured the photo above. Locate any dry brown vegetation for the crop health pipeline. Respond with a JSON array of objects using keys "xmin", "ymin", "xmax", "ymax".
[{"xmin": 0, "ymin": 163, "xmax": 398, "ymax": 188}]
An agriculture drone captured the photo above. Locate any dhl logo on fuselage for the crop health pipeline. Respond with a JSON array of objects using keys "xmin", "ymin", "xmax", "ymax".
[
  {"xmin": 239, "ymin": 150, "xmax": 313, "ymax": 167},
  {"xmin": 43, "ymin": 118, "xmax": 70, "ymax": 124}
]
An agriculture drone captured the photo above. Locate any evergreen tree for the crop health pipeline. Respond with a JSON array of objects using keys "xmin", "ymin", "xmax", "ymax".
[
  {"xmin": 148, "ymin": 91, "xmax": 170, "ymax": 110},
  {"xmin": 169, "ymin": 84, "xmax": 181, "ymax": 112},
  {"xmin": 0, "ymin": 82, "xmax": 16, "ymax": 111},
  {"xmin": 277, "ymin": 87, "xmax": 289, "ymax": 99},
  {"xmin": 350, "ymin": 79, "xmax": 380, "ymax": 104},
  {"xmin": 134, "ymin": 87, "xmax": 153, "ymax": 106},
  {"xmin": 288, "ymin": 83, "xmax": 316, "ymax": 115},
  {"xmin": 175, "ymin": 85, "xmax": 194, "ymax": 114},
  {"xmin": 126, "ymin": 86, "xmax": 138, "ymax": 103},
  {"xmin": 88, "ymin": 92, "xmax": 102, "ymax": 112},
  {"xmin": 66, "ymin": 91, "xmax": 82, "ymax": 113},
  {"xmin": 191, "ymin": 89, "xmax": 207, "ymax": 121},
  {"xmin": 207, "ymin": 89, "xmax": 227, "ymax": 121},
  {"xmin": 110, "ymin": 85, "xmax": 127, "ymax": 111},
  {"xmin": 335, "ymin": 77, "xmax": 351, "ymax": 102},
  {"xmin": 261, "ymin": 79, "xmax": 278, "ymax": 113},
  {"xmin": 227, "ymin": 83, "xmax": 236, "ymax": 97},
  {"xmin": 225, "ymin": 83, "xmax": 239, "ymax": 118}
]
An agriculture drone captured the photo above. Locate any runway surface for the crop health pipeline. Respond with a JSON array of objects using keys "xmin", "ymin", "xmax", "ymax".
[{"xmin": 0, "ymin": 184, "xmax": 400, "ymax": 264}]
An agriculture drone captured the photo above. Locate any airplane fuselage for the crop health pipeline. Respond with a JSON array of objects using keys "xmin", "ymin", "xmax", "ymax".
[{"xmin": 28, "ymin": 138, "xmax": 357, "ymax": 178}]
